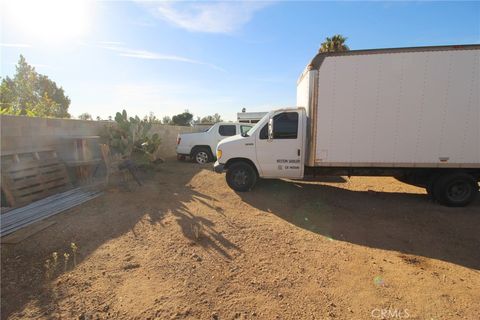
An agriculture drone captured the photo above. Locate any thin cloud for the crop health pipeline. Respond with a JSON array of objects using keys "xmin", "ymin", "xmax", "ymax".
[
  {"xmin": 98, "ymin": 43, "xmax": 225, "ymax": 72},
  {"xmin": 98, "ymin": 41, "xmax": 125, "ymax": 46},
  {"xmin": 139, "ymin": 1, "xmax": 273, "ymax": 34},
  {"xmin": 0, "ymin": 43, "xmax": 32, "ymax": 48}
]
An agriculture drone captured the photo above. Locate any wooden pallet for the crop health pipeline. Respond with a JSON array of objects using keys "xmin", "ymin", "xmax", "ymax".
[{"xmin": 1, "ymin": 149, "xmax": 71, "ymax": 207}]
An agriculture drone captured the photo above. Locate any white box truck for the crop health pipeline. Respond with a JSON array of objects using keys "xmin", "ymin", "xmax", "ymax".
[{"xmin": 214, "ymin": 45, "xmax": 480, "ymax": 206}]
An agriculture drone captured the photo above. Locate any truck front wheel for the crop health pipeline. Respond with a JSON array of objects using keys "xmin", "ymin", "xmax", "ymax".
[
  {"xmin": 226, "ymin": 162, "xmax": 257, "ymax": 192},
  {"xmin": 433, "ymin": 173, "xmax": 478, "ymax": 207}
]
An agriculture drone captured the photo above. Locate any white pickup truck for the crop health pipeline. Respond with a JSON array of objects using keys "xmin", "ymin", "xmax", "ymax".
[{"xmin": 176, "ymin": 122, "xmax": 252, "ymax": 164}]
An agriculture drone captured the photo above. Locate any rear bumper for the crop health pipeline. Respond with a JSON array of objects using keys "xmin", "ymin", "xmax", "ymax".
[
  {"xmin": 176, "ymin": 145, "xmax": 191, "ymax": 155},
  {"xmin": 213, "ymin": 161, "xmax": 225, "ymax": 173}
]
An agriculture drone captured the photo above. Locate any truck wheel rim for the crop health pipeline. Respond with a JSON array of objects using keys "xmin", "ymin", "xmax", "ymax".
[
  {"xmin": 447, "ymin": 181, "xmax": 471, "ymax": 202},
  {"xmin": 196, "ymin": 152, "xmax": 208, "ymax": 164},
  {"xmin": 233, "ymin": 169, "xmax": 248, "ymax": 186}
]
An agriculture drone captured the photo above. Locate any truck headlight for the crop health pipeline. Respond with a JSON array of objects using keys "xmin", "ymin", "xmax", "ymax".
[{"xmin": 216, "ymin": 149, "xmax": 222, "ymax": 159}]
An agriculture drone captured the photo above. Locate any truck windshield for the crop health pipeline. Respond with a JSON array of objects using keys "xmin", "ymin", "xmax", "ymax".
[{"xmin": 244, "ymin": 112, "xmax": 271, "ymax": 137}]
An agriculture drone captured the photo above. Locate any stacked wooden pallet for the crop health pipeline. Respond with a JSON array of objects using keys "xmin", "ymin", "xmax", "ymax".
[{"xmin": 1, "ymin": 148, "xmax": 70, "ymax": 207}]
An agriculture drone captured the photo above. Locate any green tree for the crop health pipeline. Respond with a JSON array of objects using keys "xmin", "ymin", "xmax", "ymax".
[
  {"xmin": 171, "ymin": 110, "xmax": 193, "ymax": 126},
  {"xmin": 162, "ymin": 116, "xmax": 172, "ymax": 125},
  {"xmin": 319, "ymin": 34, "xmax": 349, "ymax": 53},
  {"xmin": 0, "ymin": 55, "xmax": 71, "ymax": 117},
  {"xmin": 144, "ymin": 111, "xmax": 161, "ymax": 123},
  {"xmin": 197, "ymin": 113, "xmax": 222, "ymax": 124},
  {"xmin": 78, "ymin": 113, "xmax": 92, "ymax": 120}
]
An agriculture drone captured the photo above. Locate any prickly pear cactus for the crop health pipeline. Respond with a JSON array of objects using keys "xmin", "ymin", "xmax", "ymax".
[{"xmin": 102, "ymin": 110, "xmax": 162, "ymax": 164}]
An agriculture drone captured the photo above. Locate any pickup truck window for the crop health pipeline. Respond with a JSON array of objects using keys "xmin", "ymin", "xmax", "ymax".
[
  {"xmin": 273, "ymin": 112, "xmax": 298, "ymax": 139},
  {"xmin": 219, "ymin": 125, "xmax": 236, "ymax": 136},
  {"xmin": 240, "ymin": 125, "xmax": 252, "ymax": 135}
]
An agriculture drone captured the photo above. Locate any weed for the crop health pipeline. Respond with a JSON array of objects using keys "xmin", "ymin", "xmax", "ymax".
[
  {"xmin": 63, "ymin": 253, "xmax": 70, "ymax": 272},
  {"xmin": 191, "ymin": 221, "xmax": 203, "ymax": 241},
  {"xmin": 71, "ymin": 243, "xmax": 78, "ymax": 266},
  {"xmin": 45, "ymin": 259, "xmax": 52, "ymax": 279},
  {"xmin": 52, "ymin": 252, "xmax": 58, "ymax": 271}
]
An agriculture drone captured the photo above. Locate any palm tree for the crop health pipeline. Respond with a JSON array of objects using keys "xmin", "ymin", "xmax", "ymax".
[{"xmin": 319, "ymin": 34, "xmax": 349, "ymax": 53}]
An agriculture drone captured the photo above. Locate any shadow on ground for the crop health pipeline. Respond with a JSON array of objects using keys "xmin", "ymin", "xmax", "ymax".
[
  {"xmin": 239, "ymin": 178, "xmax": 480, "ymax": 270},
  {"xmin": 0, "ymin": 159, "xmax": 237, "ymax": 319}
]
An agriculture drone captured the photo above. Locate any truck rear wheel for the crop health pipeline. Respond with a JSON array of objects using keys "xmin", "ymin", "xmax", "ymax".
[
  {"xmin": 192, "ymin": 147, "xmax": 212, "ymax": 164},
  {"xmin": 226, "ymin": 162, "xmax": 257, "ymax": 192},
  {"xmin": 433, "ymin": 173, "xmax": 478, "ymax": 207}
]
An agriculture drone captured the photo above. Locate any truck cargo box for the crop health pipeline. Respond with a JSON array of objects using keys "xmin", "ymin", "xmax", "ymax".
[{"xmin": 297, "ymin": 45, "xmax": 480, "ymax": 168}]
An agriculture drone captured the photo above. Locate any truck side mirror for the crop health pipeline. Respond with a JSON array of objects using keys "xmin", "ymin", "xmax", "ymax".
[{"xmin": 268, "ymin": 118, "xmax": 274, "ymax": 140}]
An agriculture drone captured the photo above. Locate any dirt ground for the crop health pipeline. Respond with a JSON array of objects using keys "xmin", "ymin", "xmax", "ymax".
[{"xmin": 1, "ymin": 159, "xmax": 479, "ymax": 320}]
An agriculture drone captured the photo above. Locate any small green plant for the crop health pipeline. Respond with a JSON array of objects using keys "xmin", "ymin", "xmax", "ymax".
[
  {"xmin": 71, "ymin": 243, "xmax": 78, "ymax": 266},
  {"xmin": 191, "ymin": 221, "xmax": 203, "ymax": 241},
  {"xmin": 63, "ymin": 253, "xmax": 70, "ymax": 272},
  {"xmin": 45, "ymin": 259, "xmax": 53, "ymax": 279},
  {"xmin": 52, "ymin": 252, "xmax": 58, "ymax": 272}
]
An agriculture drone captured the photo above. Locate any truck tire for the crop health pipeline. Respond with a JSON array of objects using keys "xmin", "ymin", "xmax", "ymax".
[
  {"xmin": 433, "ymin": 172, "xmax": 478, "ymax": 207},
  {"xmin": 192, "ymin": 147, "xmax": 212, "ymax": 164},
  {"xmin": 226, "ymin": 162, "xmax": 257, "ymax": 192}
]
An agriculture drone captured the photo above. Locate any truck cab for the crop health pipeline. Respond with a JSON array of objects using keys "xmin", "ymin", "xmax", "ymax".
[
  {"xmin": 177, "ymin": 122, "xmax": 253, "ymax": 164},
  {"xmin": 214, "ymin": 108, "xmax": 307, "ymax": 190}
]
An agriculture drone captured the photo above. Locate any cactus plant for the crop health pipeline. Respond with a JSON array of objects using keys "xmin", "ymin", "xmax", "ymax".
[{"xmin": 102, "ymin": 110, "xmax": 161, "ymax": 164}]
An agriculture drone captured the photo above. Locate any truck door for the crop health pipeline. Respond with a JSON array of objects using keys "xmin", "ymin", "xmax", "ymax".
[{"xmin": 255, "ymin": 111, "xmax": 304, "ymax": 178}]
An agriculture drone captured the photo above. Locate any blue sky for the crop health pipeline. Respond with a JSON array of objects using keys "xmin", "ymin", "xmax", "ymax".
[{"xmin": 1, "ymin": 1, "xmax": 479, "ymax": 121}]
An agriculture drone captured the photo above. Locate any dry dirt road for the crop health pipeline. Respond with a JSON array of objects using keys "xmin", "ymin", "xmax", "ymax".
[{"xmin": 1, "ymin": 160, "xmax": 479, "ymax": 320}]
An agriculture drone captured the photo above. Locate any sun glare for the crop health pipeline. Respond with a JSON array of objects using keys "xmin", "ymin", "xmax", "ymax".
[{"xmin": 2, "ymin": 0, "xmax": 92, "ymax": 42}]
